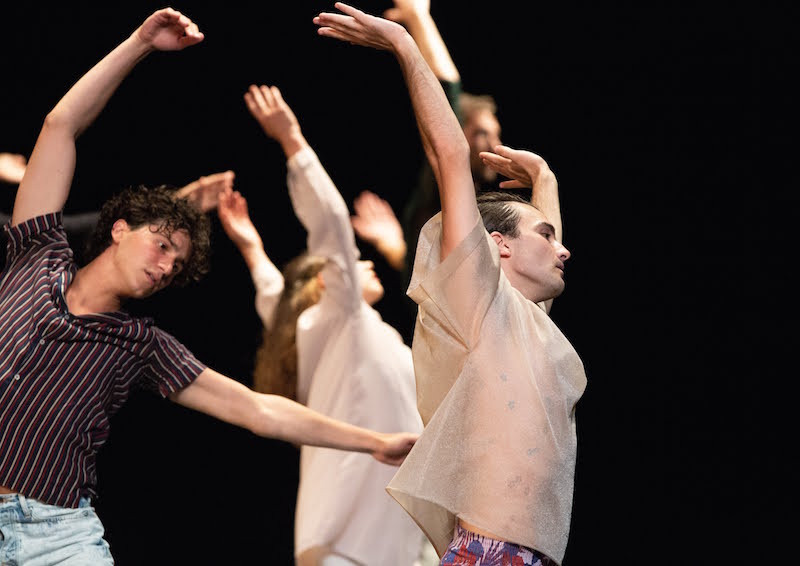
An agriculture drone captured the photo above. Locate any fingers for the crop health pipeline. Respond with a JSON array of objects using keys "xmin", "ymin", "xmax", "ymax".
[
  {"xmin": 334, "ymin": 2, "xmax": 362, "ymax": 17},
  {"xmin": 493, "ymin": 144, "xmax": 547, "ymax": 168},
  {"xmin": 354, "ymin": 190, "xmax": 392, "ymax": 219},
  {"xmin": 270, "ymin": 85, "xmax": 287, "ymax": 108},
  {"xmin": 140, "ymin": 7, "xmax": 203, "ymax": 50},
  {"xmin": 498, "ymin": 180, "xmax": 526, "ymax": 190},
  {"xmin": 353, "ymin": 190, "xmax": 377, "ymax": 213},
  {"xmin": 198, "ymin": 170, "xmax": 235, "ymax": 187},
  {"xmin": 218, "ymin": 190, "xmax": 247, "ymax": 215},
  {"xmin": 205, "ymin": 170, "xmax": 235, "ymax": 186},
  {"xmin": 217, "ymin": 188, "xmax": 234, "ymax": 210},
  {"xmin": 178, "ymin": 22, "xmax": 204, "ymax": 48},
  {"xmin": 262, "ymin": 84, "xmax": 277, "ymax": 106},
  {"xmin": 244, "ymin": 85, "xmax": 270, "ymax": 119},
  {"xmin": 490, "ymin": 144, "xmax": 515, "ymax": 158},
  {"xmin": 244, "ymin": 84, "xmax": 263, "ymax": 115},
  {"xmin": 479, "ymin": 151, "xmax": 512, "ymax": 169},
  {"xmin": 244, "ymin": 84, "xmax": 279, "ymax": 118},
  {"xmin": 158, "ymin": 7, "xmax": 199, "ymax": 38},
  {"xmin": 369, "ymin": 194, "xmax": 393, "ymax": 218},
  {"xmin": 314, "ymin": 5, "xmax": 361, "ymax": 37},
  {"xmin": 243, "ymin": 88, "xmax": 259, "ymax": 117}
]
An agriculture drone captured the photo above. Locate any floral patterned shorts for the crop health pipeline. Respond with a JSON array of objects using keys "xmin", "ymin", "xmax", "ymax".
[{"xmin": 440, "ymin": 523, "xmax": 557, "ymax": 566}]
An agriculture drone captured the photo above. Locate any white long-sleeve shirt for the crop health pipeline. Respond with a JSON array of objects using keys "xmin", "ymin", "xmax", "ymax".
[{"xmin": 251, "ymin": 147, "xmax": 424, "ymax": 566}]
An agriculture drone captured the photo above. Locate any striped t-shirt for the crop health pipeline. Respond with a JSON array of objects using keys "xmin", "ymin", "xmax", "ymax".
[{"xmin": 0, "ymin": 212, "xmax": 206, "ymax": 508}]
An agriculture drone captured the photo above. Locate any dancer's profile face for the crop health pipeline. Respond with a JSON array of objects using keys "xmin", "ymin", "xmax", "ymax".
[
  {"xmin": 111, "ymin": 219, "xmax": 191, "ymax": 298},
  {"xmin": 496, "ymin": 203, "xmax": 570, "ymax": 303},
  {"xmin": 358, "ymin": 260, "xmax": 384, "ymax": 306}
]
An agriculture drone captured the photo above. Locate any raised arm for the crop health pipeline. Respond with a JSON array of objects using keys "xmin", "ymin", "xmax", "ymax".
[
  {"xmin": 217, "ymin": 188, "xmax": 269, "ymax": 273},
  {"xmin": 244, "ymin": 83, "xmax": 362, "ymax": 308},
  {"xmin": 217, "ymin": 188, "xmax": 284, "ymax": 328},
  {"xmin": 480, "ymin": 145, "xmax": 563, "ymax": 242},
  {"xmin": 383, "ymin": 0, "xmax": 460, "ymax": 83},
  {"xmin": 314, "ymin": 3, "xmax": 476, "ymax": 260},
  {"xmin": 171, "ymin": 368, "xmax": 417, "ymax": 465},
  {"xmin": 480, "ymin": 145, "xmax": 563, "ymax": 313},
  {"xmin": 11, "ymin": 8, "xmax": 203, "ymax": 227},
  {"xmin": 244, "ymin": 84, "xmax": 308, "ymax": 160}
]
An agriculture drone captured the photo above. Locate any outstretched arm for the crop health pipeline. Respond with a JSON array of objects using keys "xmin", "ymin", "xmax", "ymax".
[
  {"xmin": 171, "ymin": 368, "xmax": 417, "ymax": 465},
  {"xmin": 314, "ymin": 3, "xmax": 476, "ymax": 260},
  {"xmin": 351, "ymin": 189, "xmax": 406, "ymax": 271},
  {"xmin": 217, "ymin": 188, "xmax": 284, "ymax": 328},
  {"xmin": 383, "ymin": 0, "xmax": 460, "ymax": 83},
  {"xmin": 11, "ymin": 8, "xmax": 203, "ymax": 227},
  {"xmin": 244, "ymin": 84, "xmax": 308, "ymax": 160}
]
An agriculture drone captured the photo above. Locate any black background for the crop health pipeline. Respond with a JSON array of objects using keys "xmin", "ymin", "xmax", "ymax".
[{"xmin": 0, "ymin": 1, "xmax": 789, "ymax": 564}]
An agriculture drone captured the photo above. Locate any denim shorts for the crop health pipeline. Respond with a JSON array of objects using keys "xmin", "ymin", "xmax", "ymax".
[
  {"xmin": 0, "ymin": 493, "xmax": 113, "ymax": 565},
  {"xmin": 440, "ymin": 523, "xmax": 556, "ymax": 566}
]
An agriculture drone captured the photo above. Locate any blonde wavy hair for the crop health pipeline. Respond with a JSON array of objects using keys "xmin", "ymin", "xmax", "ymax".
[{"xmin": 252, "ymin": 253, "xmax": 327, "ymax": 401}]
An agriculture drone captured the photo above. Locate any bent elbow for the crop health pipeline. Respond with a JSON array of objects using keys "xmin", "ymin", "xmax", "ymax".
[{"xmin": 42, "ymin": 109, "xmax": 81, "ymax": 139}]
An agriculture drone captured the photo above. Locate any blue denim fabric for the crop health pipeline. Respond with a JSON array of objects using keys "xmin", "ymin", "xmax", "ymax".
[{"xmin": 0, "ymin": 494, "xmax": 113, "ymax": 565}]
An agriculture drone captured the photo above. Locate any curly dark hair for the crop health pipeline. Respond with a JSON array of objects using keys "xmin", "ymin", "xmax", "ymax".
[{"xmin": 84, "ymin": 185, "xmax": 211, "ymax": 286}]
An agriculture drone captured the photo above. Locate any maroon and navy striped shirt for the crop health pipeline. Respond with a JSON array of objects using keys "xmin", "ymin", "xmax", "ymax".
[{"xmin": 0, "ymin": 212, "xmax": 206, "ymax": 508}]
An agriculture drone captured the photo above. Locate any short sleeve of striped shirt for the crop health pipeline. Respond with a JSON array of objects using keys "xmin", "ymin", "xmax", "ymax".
[
  {"xmin": 142, "ymin": 327, "xmax": 207, "ymax": 397},
  {"xmin": 4, "ymin": 212, "xmax": 67, "ymax": 267}
]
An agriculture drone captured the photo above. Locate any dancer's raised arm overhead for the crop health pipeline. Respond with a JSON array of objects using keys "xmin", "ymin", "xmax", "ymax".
[
  {"xmin": 217, "ymin": 81, "xmax": 427, "ymax": 565},
  {"xmin": 315, "ymin": 5, "xmax": 585, "ymax": 565},
  {"xmin": 0, "ymin": 10, "xmax": 416, "ymax": 564},
  {"xmin": 316, "ymin": 3, "xmax": 477, "ymax": 258},
  {"xmin": 10, "ymin": 8, "xmax": 203, "ymax": 227}
]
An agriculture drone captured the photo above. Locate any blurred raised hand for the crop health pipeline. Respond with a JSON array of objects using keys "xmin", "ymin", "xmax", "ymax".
[
  {"xmin": 351, "ymin": 190, "xmax": 406, "ymax": 271},
  {"xmin": 0, "ymin": 152, "xmax": 27, "ymax": 185},
  {"xmin": 174, "ymin": 170, "xmax": 235, "ymax": 213}
]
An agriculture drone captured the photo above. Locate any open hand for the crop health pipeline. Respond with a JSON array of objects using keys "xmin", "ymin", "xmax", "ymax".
[
  {"xmin": 314, "ymin": 2, "xmax": 407, "ymax": 52},
  {"xmin": 244, "ymin": 84, "xmax": 301, "ymax": 145},
  {"xmin": 217, "ymin": 189, "xmax": 263, "ymax": 251},
  {"xmin": 175, "ymin": 170, "xmax": 235, "ymax": 213},
  {"xmin": 479, "ymin": 145, "xmax": 549, "ymax": 189},
  {"xmin": 351, "ymin": 190, "xmax": 406, "ymax": 270}
]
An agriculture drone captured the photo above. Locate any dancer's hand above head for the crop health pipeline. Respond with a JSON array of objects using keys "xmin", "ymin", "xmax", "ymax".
[
  {"xmin": 314, "ymin": 2, "xmax": 409, "ymax": 52},
  {"xmin": 134, "ymin": 7, "xmax": 204, "ymax": 52},
  {"xmin": 351, "ymin": 190, "xmax": 406, "ymax": 271},
  {"xmin": 479, "ymin": 145, "xmax": 551, "ymax": 190},
  {"xmin": 175, "ymin": 170, "xmax": 235, "ymax": 213},
  {"xmin": 217, "ymin": 189, "xmax": 263, "ymax": 252}
]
